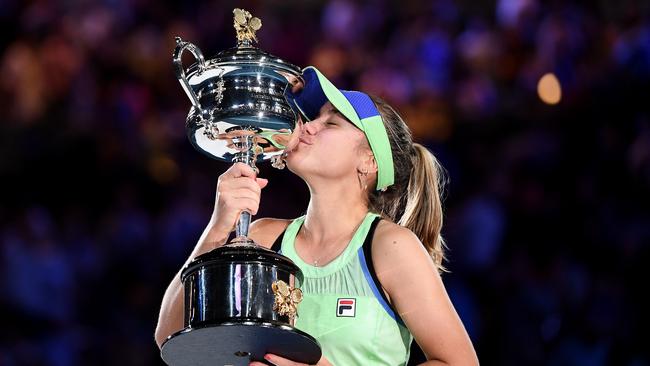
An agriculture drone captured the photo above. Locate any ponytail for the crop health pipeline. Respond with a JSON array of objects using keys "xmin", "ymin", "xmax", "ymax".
[
  {"xmin": 398, "ymin": 143, "xmax": 449, "ymax": 273},
  {"xmin": 367, "ymin": 96, "xmax": 449, "ymax": 274}
]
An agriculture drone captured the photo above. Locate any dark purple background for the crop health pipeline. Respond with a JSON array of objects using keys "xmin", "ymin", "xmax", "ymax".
[{"xmin": 1, "ymin": 0, "xmax": 649, "ymax": 365}]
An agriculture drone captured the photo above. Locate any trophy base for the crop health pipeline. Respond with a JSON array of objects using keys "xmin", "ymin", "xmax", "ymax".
[{"xmin": 160, "ymin": 321, "xmax": 321, "ymax": 366}]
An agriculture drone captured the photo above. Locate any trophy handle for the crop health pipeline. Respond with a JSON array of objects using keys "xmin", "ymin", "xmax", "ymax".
[{"xmin": 173, "ymin": 37, "xmax": 209, "ymax": 119}]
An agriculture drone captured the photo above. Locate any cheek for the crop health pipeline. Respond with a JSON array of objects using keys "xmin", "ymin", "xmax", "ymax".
[
  {"xmin": 316, "ymin": 130, "xmax": 359, "ymax": 154},
  {"xmin": 314, "ymin": 132, "xmax": 362, "ymax": 169}
]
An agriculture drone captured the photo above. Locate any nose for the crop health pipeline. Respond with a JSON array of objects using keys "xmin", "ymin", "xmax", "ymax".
[{"xmin": 303, "ymin": 120, "xmax": 322, "ymax": 135}]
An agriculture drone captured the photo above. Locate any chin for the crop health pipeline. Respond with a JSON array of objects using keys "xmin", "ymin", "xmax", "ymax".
[
  {"xmin": 284, "ymin": 153, "xmax": 303, "ymax": 174},
  {"xmin": 285, "ymin": 149, "xmax": 316, "ymax": 178}
]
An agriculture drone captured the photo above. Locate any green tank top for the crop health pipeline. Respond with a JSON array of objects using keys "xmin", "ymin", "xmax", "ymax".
[{"xmin": 277, "ymin": 212, "xmax": 413, "ymax": 365}]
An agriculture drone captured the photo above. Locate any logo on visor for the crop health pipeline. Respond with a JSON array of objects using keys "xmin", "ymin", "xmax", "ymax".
[{"xmin": 336, "ymin": 298, "xmax": 356, "ymax": 317}]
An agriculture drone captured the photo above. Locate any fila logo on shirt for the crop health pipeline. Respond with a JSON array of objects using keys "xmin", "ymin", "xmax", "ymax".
[{"xmin": 336, "ymin": 298, "xmax": 356, "ymax": 317}]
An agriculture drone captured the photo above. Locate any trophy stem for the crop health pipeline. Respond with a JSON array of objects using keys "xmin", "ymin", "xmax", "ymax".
[
  {"xmin": 230, "ymin": 133, "xmax": 258, "ymax": 246},
  {"xmin": 235, "ymin": 211, "xmax": 252, "ymax": 240}
]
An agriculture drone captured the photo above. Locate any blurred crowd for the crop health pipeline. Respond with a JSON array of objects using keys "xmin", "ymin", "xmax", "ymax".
[{"xmin": 1, "ymin": 0, "xmax": 649, "ymax": 365}]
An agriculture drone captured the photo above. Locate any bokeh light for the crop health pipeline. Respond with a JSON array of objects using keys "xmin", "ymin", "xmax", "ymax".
[{"xmin": 537, "ymin": 72, "xmax": 562, "ymax": 105}]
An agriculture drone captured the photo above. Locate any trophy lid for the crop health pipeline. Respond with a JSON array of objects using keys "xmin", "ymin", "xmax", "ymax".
[
  {"xmin": 208, "ymin": 46, "xmax": 302, "ymax": 77},
  {"xmin": 181, "ymin": 8, "xmax": 302, "ymax": 87},
  {"xmin": 207, "ymin": 8, "xmax": 301, "ymax": 77},
  {"xmin": 185, "ymin": 9, "xmax": 302, "ymax": 78}
]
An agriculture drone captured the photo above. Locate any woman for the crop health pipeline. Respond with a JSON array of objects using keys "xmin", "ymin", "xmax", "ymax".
[{"xmin": 155, "ymin": 67, "xmax": 479, "ymax": 365}]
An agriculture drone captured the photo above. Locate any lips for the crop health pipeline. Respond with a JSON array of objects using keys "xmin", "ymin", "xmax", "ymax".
[{"xmin": 298, "ymin": 136, "xmax": 314, "ymax": 145}]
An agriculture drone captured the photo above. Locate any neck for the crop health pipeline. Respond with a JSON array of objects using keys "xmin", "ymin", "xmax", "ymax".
[{"xmin": 302, "ymin": 177, "xmax": 369, "ymax": 245}]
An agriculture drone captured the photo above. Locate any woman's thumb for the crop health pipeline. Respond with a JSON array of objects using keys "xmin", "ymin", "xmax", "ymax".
[{"xmin": 256, "ymin": 177, "xmax": 269, "ymax": 189}]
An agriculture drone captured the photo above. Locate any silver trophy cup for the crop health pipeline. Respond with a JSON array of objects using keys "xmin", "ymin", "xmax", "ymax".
[{"xmin": 160, "ymin": 9, "xmax": 321, "ymax": 366}]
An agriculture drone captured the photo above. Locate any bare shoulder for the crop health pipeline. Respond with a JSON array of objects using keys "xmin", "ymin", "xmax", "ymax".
[
  {"xmin": 373, "ymin": 219, "xmax": 431, "ymax": 259},
  {"xmin": 371, "ymin": 219, "xmax": 438, "ymax": 281},
  {"xmin": 248, "ymin": 217, "xmax": 291, "ymax": 249}
]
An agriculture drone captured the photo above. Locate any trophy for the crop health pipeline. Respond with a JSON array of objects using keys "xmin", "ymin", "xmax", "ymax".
[{"xmin": 160, "ymin": 9, "xmax": 321, "ymax": 366}]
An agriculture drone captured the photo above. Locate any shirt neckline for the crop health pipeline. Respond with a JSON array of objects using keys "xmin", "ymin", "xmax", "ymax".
[{"xmin": 282, "ymin": 212, "xmax": 379, "ymax": 278}]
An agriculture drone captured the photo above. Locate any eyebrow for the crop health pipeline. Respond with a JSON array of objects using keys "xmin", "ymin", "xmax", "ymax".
[
  {"xmin": 329, "ymin": 107, "xmax": 343, "ymax": 115},
  {"xmin": 318, "ymin": 106, "xmax": 348, "ymax": 123}
]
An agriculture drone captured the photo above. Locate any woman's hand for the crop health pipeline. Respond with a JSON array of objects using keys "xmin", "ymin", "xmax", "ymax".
[
  {"xmin": 207, "ymin": 162, "xmax": 268, "ymax": 239},
  {"xmin": 249, "ymin": 354, "xmax": 333, "ymax": 366}
]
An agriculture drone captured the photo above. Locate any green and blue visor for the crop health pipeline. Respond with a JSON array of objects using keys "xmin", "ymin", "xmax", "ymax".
[{"xmin": 285, "ymin": 66, "xmax": 395, "ymax": 190}]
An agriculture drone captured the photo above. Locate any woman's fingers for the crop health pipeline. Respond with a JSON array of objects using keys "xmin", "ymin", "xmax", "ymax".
[
  {"xmin": 221, "ymin": 192, "xmax": 261, "ymax": 215},
  {"xmin": 219, "ymin": 177, "xmax": 262, "ymax": 198},
  {"xmin": 249, "ymin": 354, "xmax": 296, "ymax": 366},
  {"xmin": 207, "ymin": 162, "xmax": 270, "ymax": 241},
  {"xmin": 256, "ymin": 353, "xmax": 314, "ymax": 366},
  {"xmin": 248, "ymin": 353, "xmax": 329, "ymax": 366},
  {"xmin": 218, "ymin": 163, "xmax": 267, "ymax": 194},
  {"xmin": 221, "ymin": 162, "xmax": 258, "ymax": 180},
  {"xmin": 256, "ymin": 177, "xmax": 269, "ymax": 189},
  {"xmin": 264, "ymin": 353, "xmax": 301, "ymax": 365}
]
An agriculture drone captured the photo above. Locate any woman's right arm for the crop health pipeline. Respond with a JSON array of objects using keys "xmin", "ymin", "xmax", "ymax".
[{"xmin": 154, "ymin": 163, "xmax": 268, "ymax": 349}]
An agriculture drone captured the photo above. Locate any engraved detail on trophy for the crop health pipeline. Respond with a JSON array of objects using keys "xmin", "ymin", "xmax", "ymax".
[
  {"xmin": 271, "ymin": 153, "xmax": 287, "ymax": 169},
  {"xmin": 233, "ymin": 8, "xmax": 262, "ymax": 46},
  {"xmin": 204, "ymin": 120, "xmax": 220, "ymax": 140},
  {"xmin": 272, "ymin": 280, "xmax": 303, "ymax": 320},
  {"xmin": 214, "ymin": 78, "xmax": 225, "ymax": 104}
]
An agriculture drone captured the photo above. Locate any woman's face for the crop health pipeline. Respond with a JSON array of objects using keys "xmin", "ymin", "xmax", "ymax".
[{"xmin": 285, "ymin": 102, "xmax": 369, "ymax": 186}]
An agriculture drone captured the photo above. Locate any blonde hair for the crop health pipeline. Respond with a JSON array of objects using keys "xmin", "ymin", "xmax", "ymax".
[{"xmin": 367, "ymin": 96, "xmax": 450, "ymax": 274}]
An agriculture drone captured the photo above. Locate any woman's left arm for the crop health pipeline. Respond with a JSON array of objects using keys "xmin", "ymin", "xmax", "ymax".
[{"xmin": 372, "ymin": 223, "xmax": 479, "ymax": 366}]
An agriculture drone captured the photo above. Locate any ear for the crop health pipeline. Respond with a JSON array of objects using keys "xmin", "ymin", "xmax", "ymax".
[{"xmin": 358, "ymin": 148, "xmax": 378, "ymax": 174}]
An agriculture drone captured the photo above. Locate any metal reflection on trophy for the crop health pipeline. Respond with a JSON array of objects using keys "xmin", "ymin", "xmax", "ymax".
[{"xmin": 160, "ymin": 8, "xmax": 321, "ymax": 366}]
